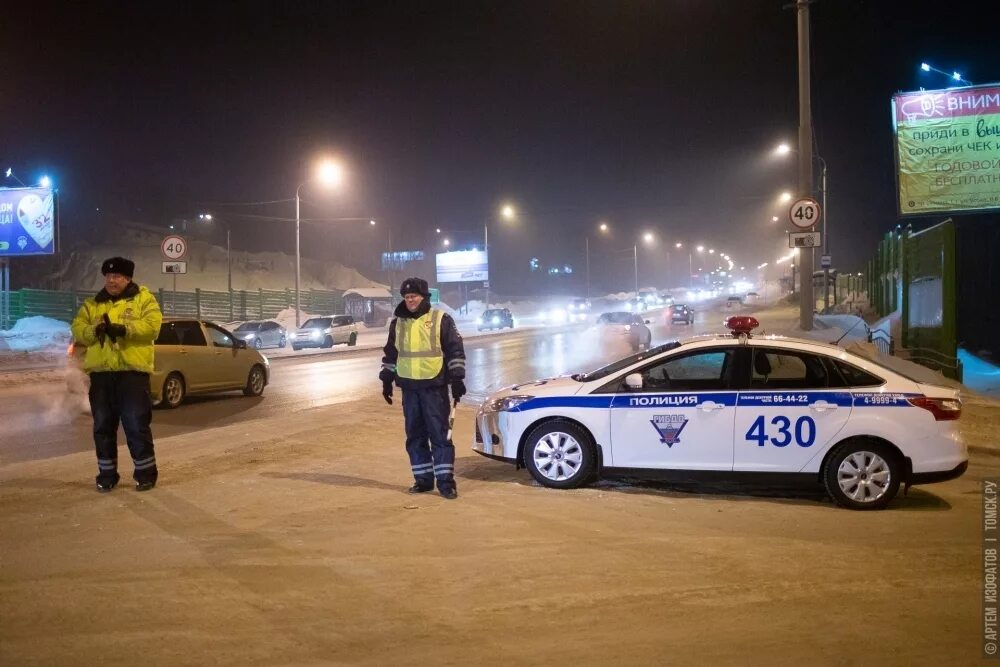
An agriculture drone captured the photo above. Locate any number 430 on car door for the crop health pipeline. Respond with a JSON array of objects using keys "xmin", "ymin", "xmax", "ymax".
[{"xmin": 745, "ymin": 415, "xmax": 816, "ymax": 448}]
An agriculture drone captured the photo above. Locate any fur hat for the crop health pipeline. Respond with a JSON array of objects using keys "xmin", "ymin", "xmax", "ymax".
[
  {"xmin": 399, "ymin": 277, "xmax": 430, "ymax": 298},
  {"xmin": 101, "ymin": 257, "xmax": 135, "ymax": 278}
]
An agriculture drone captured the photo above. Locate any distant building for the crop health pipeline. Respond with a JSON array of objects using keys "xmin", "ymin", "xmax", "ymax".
[{"xmin": 343, "ymin": 287, "xmax": 394, "ymax": 327}]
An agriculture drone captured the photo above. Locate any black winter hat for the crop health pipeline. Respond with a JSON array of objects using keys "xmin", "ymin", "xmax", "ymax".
[
  {"xmin": 399, "ymin": 277, "xmax": 430, "ymax": 298},
  {"xmin": 101, "ymin": 256, "xmax": 135, "ymax": 278}
]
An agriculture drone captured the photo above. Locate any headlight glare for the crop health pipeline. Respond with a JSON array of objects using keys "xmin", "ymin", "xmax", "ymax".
[{"xmin": 487, "ymin": 395, "xmax": 535, "ymax": 412}]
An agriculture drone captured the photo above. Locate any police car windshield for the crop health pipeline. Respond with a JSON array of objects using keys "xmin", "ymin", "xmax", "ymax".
[{"xmin": 572, "ymin": 342, "xmax": 681, "ymax": 382}]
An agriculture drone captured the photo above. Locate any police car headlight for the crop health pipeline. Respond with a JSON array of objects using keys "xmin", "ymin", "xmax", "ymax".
[{"xmin": 487, "ymin": 395, "xmax": 535, "ymax": 412}]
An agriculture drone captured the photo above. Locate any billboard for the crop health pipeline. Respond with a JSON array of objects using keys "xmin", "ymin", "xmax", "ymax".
[
  {"xmin": 893, "ymin": 85, "xmax": 1000, "ymax": 216},
  {"xmin": 0, "ymin": 187, "xmax": 56, "ymax": 256},
  {"xmin": 435, "ymin": 249, "xmax": 488, "ymax": 283}
]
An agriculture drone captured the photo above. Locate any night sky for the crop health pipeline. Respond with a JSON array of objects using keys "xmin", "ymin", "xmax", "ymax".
[{"xmin": 2, "ymin": 0, "xmax": 996, "ymax": 294}]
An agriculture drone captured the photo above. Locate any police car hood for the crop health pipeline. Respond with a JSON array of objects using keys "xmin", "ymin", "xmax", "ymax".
[{"xmin": 496, "ymin": 375, "xmax": 585, "ymax": 397}]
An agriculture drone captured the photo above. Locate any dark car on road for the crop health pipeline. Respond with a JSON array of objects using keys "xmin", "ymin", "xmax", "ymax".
[
  {"xmin": 669, "ymin": 304, "xmax": 694, "ymax": 324},
  {"xmin": 478, "ymin": 308, "xmax": 514, "ymax": 331}
]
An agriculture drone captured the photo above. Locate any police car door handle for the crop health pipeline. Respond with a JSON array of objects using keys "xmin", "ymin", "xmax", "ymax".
[
  {"xmin": 697, "ymin": 401, "xmax": 724, "ymax": 412},
  {"xmin": 809, "ymin": 400, "xmax": 838, "ymax": 411}
]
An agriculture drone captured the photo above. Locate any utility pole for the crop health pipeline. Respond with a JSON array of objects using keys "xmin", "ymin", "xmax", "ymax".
[{"xmin": 796, "ymin": 0, "xmax": 815, "ymax": 330}]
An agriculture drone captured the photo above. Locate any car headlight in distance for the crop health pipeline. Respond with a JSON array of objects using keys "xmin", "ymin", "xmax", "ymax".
[
  {"xmin": 487, "ymin": 395, "xmax": 535, "ymax": 412},
  {"xmin": 492, "ymin": 316, "xmax": 500, "ymax": 324},
  {"xmin": 476, "ymin": 317, "xmax": 484, "ymax": 325},
  {"xmin": 311, "ymin": 330, "xmax": 321, "ymax": 339}
]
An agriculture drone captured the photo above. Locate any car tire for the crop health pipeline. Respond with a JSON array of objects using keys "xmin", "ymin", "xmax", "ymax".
[
  {"xmin": 243, "ymin": 364, "xmax": 267, "ymax": 397},
  {"xmin": 254, "ymin": 338, "xmax": 263, "ymax": 350},
  {"xmin": 161, "ymin": 372, "xmax": 185, "ymax": 409},
  {"xmin": 822, "ymin": 439, "xmax": 901, "ymax": 510},
  {"xmin": 279, "ymin": 335, "xmax": 287, "ymax": 349},
  {"xmin": 321, "ymin": 336, "xmax": 334, "ymax": 349},
  {"xmin": 523, "ymin": 420, "xmax": 597, "ymax": 490},
  {"xmin": 292, "ymin": 344, "xmax": 301, "ymax": 351},
  {"xmin": 348, "ymin": 332, "xmax": 357, "ymax": 346}
]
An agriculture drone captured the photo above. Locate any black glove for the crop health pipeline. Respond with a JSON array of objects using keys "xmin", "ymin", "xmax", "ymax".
[
  {"xmin": 451, "ymin": 379, "xmax": 466, "ymax": 403},
  {"xmin": 94, "ymin": 321, "xmax": 107, "ymax": 346},
  {"xmin": 382, "ymin": 380, "xmax": 393, "ymax": 405},
  {"xmin": 107, "ymin": 323, "xmax": 127, "ymax": 339},
  {"xmin": 378, "ymin": 368, "xmax": 395, "ymax": 384}
]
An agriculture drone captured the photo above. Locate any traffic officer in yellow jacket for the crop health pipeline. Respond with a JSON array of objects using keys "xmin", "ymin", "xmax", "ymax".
[
  {"xmin": 380, "ymin": 277, "xmax": 466, "ymax": 499},
  {"xmin": 71, "ymin": 257, "xmax": 163, "ymax": 493}
]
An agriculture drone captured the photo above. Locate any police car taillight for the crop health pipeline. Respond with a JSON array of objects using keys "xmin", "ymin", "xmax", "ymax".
[
  {"xmin": 725, "ymin": 315, "xmax": 759, "ymax": 338},
  {"xmin": 907, "ymin": 396, "xmax": 962, "ymax": 421}
]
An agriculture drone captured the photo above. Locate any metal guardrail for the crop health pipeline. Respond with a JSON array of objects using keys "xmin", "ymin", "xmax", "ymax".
[{"xmin": 867, "ymin": 328, "xmax": 894, "ymax": 356}]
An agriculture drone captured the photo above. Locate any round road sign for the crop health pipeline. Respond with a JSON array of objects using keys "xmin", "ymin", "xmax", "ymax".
[
  {"xmin": 788, "ymin": 197, "xmax": 822, "ymax": 230},
  {"xmin": 161, "ymin": 235, "xmax": 188, "ymax": 260}
]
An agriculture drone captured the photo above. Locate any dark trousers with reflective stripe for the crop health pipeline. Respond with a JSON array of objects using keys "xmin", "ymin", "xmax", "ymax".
[
  {"xmin": 89, "ymin": 371, "xmax": 157, "ymax": 485},
  {"xmin": 402, "ymin": 384, "xmax": 455, "ymax": 492}
]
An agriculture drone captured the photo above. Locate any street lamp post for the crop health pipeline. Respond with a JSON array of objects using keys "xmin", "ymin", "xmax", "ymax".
[
  {"xmin": 484, "ymin": 203, "xmax": 516, "ymax": 308},
  {"xmin": 200, "ymin": 213, "xmax": 232, "ymax": 320},
  {"xmin": 294, "ymin": 159, "xmax": 344, "ymax": 328}
]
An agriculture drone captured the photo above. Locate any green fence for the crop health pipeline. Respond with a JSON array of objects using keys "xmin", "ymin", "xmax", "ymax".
[
  {"xmin": 864, "ymin": 222, "xmax": 961, "ymax": 380},
  {"xmin": 6, "ymin": 287, "xmax": 344, "ymax": 326}
]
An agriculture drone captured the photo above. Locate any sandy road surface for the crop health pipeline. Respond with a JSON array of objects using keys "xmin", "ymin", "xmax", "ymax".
[{"xmin": 0, "ymin": 391, "xmax": 988, "ymax": 665}]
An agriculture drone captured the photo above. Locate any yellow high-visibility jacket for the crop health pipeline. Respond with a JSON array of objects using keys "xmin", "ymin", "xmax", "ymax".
[{"xmin": 70, "ymin": 283, "xmax": 162, "ymax": 374}]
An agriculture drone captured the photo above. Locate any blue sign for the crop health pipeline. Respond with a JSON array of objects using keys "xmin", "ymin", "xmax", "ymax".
[{"xmin": 0, "ymin": 187, "xmax": 56, "ymax": 256}]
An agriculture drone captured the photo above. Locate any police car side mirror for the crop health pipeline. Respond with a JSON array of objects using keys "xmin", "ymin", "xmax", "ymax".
[{"xmin": 625, "ymin": 373, "xmax": 643, "ymax": 391}]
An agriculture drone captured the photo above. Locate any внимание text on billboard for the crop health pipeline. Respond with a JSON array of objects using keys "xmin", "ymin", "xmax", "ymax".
[
  {"xmin": 0, "ymin": 186, "xmax": 56, "ymax": 256},
  {"xmin": 436, "ymin": 249, "xmax": 488, "ymax": 283},
  {"xmin": 893, "ymin": 84, "xmax": 1000, "ymax": 216}
]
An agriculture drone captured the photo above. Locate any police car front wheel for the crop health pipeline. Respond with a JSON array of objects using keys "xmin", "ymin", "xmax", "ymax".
[
  {"xmin": 523, "ymin": 421, "xmax": 597, "ymax": 490},
  {"xmin": 822, "ymin": 440, "xmax": 901, "ymax": 510}
]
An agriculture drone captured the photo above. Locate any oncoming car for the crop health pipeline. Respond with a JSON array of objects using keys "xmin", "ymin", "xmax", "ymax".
[
  {"xmin": 292, "ymin": 315, "xmax": 358, "ymax": 350},
  {"xmin": 477, "ymin": 308, "xmax": 514, "ymax": 331},
  {"xmin": 234, "ymin": 320, "xmax": 287, "ymax": 349},
  {"xmin": 152, "ymin": 319, "xmax": 270, "ymax": 408},
  {"xmin": 669, "ymin": 304, "xmax": 694, "ymax": 325},
  {"xmin": 473, "ymin": 316, "xmax": 966, "ymax": 510}
]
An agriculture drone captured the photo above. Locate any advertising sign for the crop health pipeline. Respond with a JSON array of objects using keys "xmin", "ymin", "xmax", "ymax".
[
  {"xmin": 0, "ymin": 187, "xmax": 56, "ymax": 256},
  {"xmin": 893, "ymin": 84, "xmax": 1000, "ymax": 216},
  {"xmin": 435, "ymin": 249, "xmax": 488, "ymax": 283}
]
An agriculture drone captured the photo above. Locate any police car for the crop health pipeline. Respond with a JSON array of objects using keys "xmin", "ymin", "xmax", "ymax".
[{"xmin": 472, "ymin": 316, "xmax": 967, "ymax": 510}]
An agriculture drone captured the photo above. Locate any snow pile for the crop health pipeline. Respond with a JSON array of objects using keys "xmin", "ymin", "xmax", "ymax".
[{"xmin": 0, "ymin": 316, "xmax": 72, "ymax": 352}]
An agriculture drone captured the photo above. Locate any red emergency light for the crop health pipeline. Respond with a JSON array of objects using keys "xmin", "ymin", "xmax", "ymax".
[{"xmin": 725, "ymin": 315, "xmax": 759, "ymax": 337}]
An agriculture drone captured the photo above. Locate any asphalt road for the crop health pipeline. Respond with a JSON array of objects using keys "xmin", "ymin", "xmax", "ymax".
[{"xmin": 0, "ymin": 303, "xmax": 725, "ymax": 465}]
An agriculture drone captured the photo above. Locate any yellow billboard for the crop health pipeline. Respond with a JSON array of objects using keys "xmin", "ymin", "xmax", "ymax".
[{"xmin": 893, "ymin": 84, "xmax": 1000, "ymax": 216}]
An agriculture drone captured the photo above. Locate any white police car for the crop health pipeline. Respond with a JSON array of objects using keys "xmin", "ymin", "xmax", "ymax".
[{"xmin": 473, "ymin": 317, "xmax": 967, "ymax": 510}]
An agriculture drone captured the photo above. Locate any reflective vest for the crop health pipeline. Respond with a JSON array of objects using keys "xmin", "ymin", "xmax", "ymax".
[{"xmin": 395, "ymin": 309, "xmax": 444, "ymax": 380}]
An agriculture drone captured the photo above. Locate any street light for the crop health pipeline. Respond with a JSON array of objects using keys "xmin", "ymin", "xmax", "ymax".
[
  {"xmin": 585, "ymin": 221, "xmax": 611, "ymax": 300},
  {"xmin": 634, "ymin": 233, "xmax": 654, "ymax": 294},
  {"xmin": 295, "ymin": 158, "xmax": 345, "ymax": 327},
  {"xmin": 484, "ymin": 202, "xmax": 517, "ymax": 307},
  {"xmin": 199, "ymin": 212, "xmax": 233, "ymax": 319}
]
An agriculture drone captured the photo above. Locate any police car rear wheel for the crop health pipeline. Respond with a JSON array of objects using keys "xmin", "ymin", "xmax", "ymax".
[
  {"xmin": 523, "ymin": 421, "xmax": 596, "ymax": 489},
  {"xmin": 823, "ymin": 441, "xmax": 900, "ymax": 510}
]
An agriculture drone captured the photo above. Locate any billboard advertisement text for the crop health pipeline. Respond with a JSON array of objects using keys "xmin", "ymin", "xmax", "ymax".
[
  {"xmin": 0, "ymin": 187, "xmax": 56, "ymax": 256},
  {"xmin": 436, "ymin": 249, "xmax": 488, "ymax": 283},
  {"xmin": 893, "ymin": 85, "xmax": 1000, "ymax": 216}
]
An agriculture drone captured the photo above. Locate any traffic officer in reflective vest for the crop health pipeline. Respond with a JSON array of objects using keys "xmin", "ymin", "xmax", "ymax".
[{"xmin": 380, "ymin": 277, "xmax": 466, "ymax": 499}]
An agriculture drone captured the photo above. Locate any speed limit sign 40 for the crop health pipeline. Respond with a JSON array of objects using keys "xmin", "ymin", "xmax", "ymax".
[
  {"xmin": 161, "ymin": 235, "xmax": 188, "ymax": 260},
  {"xmin": 788, "ymin": 197, "xmax": 822, "ymax": 230}
]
